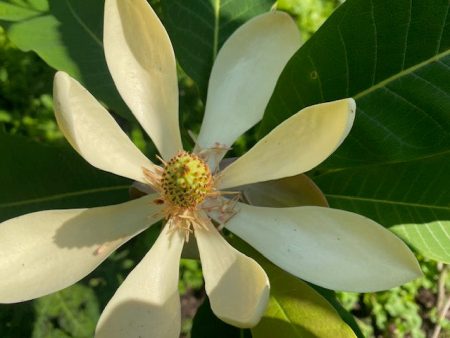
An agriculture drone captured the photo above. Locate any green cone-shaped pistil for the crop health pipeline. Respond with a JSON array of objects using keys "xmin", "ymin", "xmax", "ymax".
[{"xmin": 161, "ymin": 152, "xmax": 213, "ymax": 208}]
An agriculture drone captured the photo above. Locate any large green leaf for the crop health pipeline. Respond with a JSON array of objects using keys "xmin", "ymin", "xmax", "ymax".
[
  {"xmin": 252, "ymin": 262, "xmax": 356, "ymax": 338},
  {"xmin": 229, "ymin": 238, "xmax": 357, "ymax": 338},
  {"xmin": 161, "ymin": 0, "xmax": 274, "ymax": 99},
  {"xmin": 260, "ymin": 0, "xmax": 450, "ymax": 167},
  {"xmin": 258, "ymin": 0, "xmax": 450, "ymax": 262},
  {"xmin": 313, "ymin": 152, "xmax": 450, "ymax": 263},
  {"xmin": 0, "ymin": 0, "xmax": 131, "ymax": 119},
  {"xmin": 0, "ymin": 133, "xmax": 130, "ymax": 222}
]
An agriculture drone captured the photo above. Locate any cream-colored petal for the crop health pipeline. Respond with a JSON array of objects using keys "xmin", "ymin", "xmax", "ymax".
[
  {"xmin": 104, "ymin": 0, "xmax": 182, "ymax": 160},
  {"xmin": 0, "ymin": 195, "xmax": 162, "ymax": 303},
  {"xmin": 225, "ymin": 203, "xmax": 422, "ymax": 292},
  {"xmin": 219, "ymin": 99, "xmax": 356, "ymax": 189},
  {"xmin": 53, "ymin": 71, "xmax": 155, "ymax": 183},
  {"xmin": 196, "ymin": 11, "xmax": 300, "ymax": 158},
  {"xmin": 195, "ymin": 215, "xmax": 269, "ymax": 328},
  {"xmin": 96, "ymin": 225, "xmax": 184, "ymax": 338}
]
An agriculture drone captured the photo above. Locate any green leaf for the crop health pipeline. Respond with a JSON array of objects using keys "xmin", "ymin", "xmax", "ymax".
[
  {"xmin": 391, "ymin": 222, "xmax": 450, "ymax": 263},
  {"xmin": 191, "ymin": 298, "xmax": 251, "ymax": 338},
  {"xmin": 0, "ymin": 0, "xmax": 131, "ymax": 119},
  {"xmin": 311, "ymin": 286, "xmax": 365, "ymax": 338},
  {"xmin": 251, "ymin": 262, "xmax": 357, "ymax": 338},
  {"xmin": 258, "ymin": 0, "xmax": 450, "ymax": 263},
  {"xmin": 313, "ymin": 152, "xmax": 450, "ymax": 263},
  {"xmin": 228, "ymin": 237, "xmax": 357, "ymax": 338},
  {"xmin": 33, "ymin": 284, "xmax": 99, "ymax": 338},
  {"xmin": 0, "ymin": 0, "xmax": 47, "ymax": 21},
  {"xmin": 161, "ymin": 0, "xmax": 274, "ymax": 99},
  {"xmin": 259, "ymin": 0, "xmax": 450, "ymax": 168},
  {"xmin": 0, "ymin": 133, "xmax": 130, "ymax": 222}
]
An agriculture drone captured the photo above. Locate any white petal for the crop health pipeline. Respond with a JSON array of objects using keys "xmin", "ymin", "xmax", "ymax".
[
  {"xmin": 195, "ymin": 216, "xmax": 269, "ymax": 328},
  {"xmin": 225, "ymin": 203, "xmax": 422, "ymax": 292},
  {"xmin": 104, "ymin": 0, "xmax": 182, "ymax": 160},
  {"xmin": 53, "ymin": 71, "xmax": 155, "ymax": 183},
  {"xmin": 96, "ymin": 225, "xmax": 184, "ymax": 338},
  {"xmin": 0, "ymin": 195, "xmax": 162, "ymax": 303},
  {"xmin": 196, "ymin": 11, "xmax": 300, "ymax": 156},
  {"xmin": 218, "ymin": 99, "xmax": 356, "ymax": 189}
]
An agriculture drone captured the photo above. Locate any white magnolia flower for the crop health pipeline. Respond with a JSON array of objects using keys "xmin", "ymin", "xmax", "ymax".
[{"xmin": 0, "ymin": 0, "xmax": 421, "ymax": 337}]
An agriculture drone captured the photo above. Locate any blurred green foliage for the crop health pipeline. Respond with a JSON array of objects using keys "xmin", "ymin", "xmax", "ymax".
[
  {"xmin": 277, "ymin": 0, "xmax": 344, "ymax": 40},
  {"xmin": 0, "ymin": 1, "xmax": 448, "ymax": 338},
  {"xmin": 0, "ymin": 26, "xmax": 59, "ymax": 141}
]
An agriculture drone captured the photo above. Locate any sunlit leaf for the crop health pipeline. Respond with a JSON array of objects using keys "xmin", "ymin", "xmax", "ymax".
[
  {"xmin": 229, "ymin": 238, "xmax": 357, "ymax": 338},
  {"xmin": 0, "ymin": 0, "xmax": 47, "ymax": 21},
  {"xmin": 391, "ymin": 222, "xmax": 450, "ymax": 264},
  {"xmin": 0, "ymin": 0, "xmax": 131, "ymax": 119},
  {"xmin": 252, "ymin": 264, "xmax": 356, "ymax": 338}
]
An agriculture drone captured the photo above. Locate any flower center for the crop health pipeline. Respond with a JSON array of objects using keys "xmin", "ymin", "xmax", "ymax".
[{"xmin": 161, "ymin": 151, "xmax": 213, "ymax": 208}]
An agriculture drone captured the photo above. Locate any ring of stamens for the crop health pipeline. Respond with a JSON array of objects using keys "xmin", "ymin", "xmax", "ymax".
[{"xmin": 143, "ymin": 149, "xmax": 239, "ymax": 241}]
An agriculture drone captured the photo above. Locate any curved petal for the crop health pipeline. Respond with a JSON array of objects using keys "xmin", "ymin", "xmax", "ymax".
[
  {"xmin": 218, "ymin": 99, "xmax": 356, "ymax": 189},
  {"xmin": 96, "ymin": 224, "xmax": 184, "ymax": 338},
  {"xmin": 53, "ymin": 71, "xmax": 155, "ymax": 183},
  {"xmin": 0, "ymin": 195, "xmax": 162, "ymax": 303},
  {"xmin": 195, "ymin": 215, "xmax": 269, "ymax": 328},
  {"xmin": 104, "ymin": 0, "xmax": 182, "ymax": 160},
  {"xmin": 196, "ymin": 11, "xmax": 300, "ymax": 158},
  {"xmin": 225, "ymin": 203, "xmax": 422, "ymax": 292}
]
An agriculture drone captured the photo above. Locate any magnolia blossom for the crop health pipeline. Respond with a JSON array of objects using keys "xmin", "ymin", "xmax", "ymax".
[{"xmin": 0, "ymin": 0, "xmax": 421, "ymax": 337}]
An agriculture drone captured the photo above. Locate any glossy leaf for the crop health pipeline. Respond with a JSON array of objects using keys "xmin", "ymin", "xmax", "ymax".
[
  {"xmin": 260, "ymin": 0, "xmax": 450, "ymax": 167},
  {"xmin": 314, "ymin": 153, "xmax": 450, "ymax": 263},
  {"xmin": 310, "ymin": 286, "xmax": 364, "ymax": 338},
  {"xmin": 0, "ymin": 0, "xmax": 131, "ymax": 119},
  {"xmin": 230, "ymin": 238, "xmax": 356, "ymax": 338},
  {"xmin": 0, "ymin": 133, "xmax": 130, "ymax": 222},
  {"xmin": 160, "ymin": 0, "xmax": 274, "ymax": 98},
  {"xmin": 252, "ymin": 265, "xmax": 356, "ymax": 338},
  {"xmin": 258, "ymin": 0, "xmax": 450, "ymax": 263}
]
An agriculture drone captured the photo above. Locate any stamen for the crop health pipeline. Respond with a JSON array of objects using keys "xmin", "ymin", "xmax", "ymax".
[{"xmin": 141, "ymin": 150, "xmax": 239, "ymax": 241}]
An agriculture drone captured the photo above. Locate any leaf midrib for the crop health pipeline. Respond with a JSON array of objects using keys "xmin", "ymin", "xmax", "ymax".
[
  {"xmin": 0, "ymin": 185, "xmax": 129, "ymax": 209},
  {"xmin": 316, "ymin": 149, "xmax": 450, "ymax": 177},
  {"xmin": 354, "ymin": 48, "xmax": 450, "ymax": 100},
  {"xmin": 65, "ymin": 0, "xmax": 102, "ymax": 47},
  {"xmin": 326, "ymin": 194, "xmax": 450, "ymax": 211}
]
